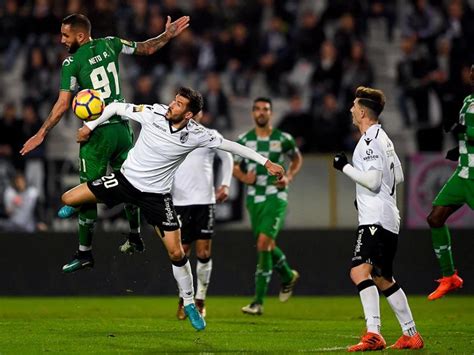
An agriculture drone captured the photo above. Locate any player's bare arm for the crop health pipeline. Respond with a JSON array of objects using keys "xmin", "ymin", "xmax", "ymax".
[
  {"xmin": 275, "ymin": 151, "xmax": 303, "ymax": 188},
  {"xmin": 20, "ymin": 91, "xmax": 72, "ymax": 155},
  {"xmin": 232, "ymin": 165, "xmax": 257, "ymax": 185},
  {"xmin": 135, "ymin": 16, "xmax": 190, "ymax": 55}
]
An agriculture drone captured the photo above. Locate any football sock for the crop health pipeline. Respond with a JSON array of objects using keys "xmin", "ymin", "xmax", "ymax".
[
  {"xmin": 271, "ymin": 246, "xmax": 294, "ymax": 284},
  {"xmin": 383, "ymin": 283, "xmax": 417, "ymax": 336},
  {"xmin": 124, "ymin": 203, "xmax": 140, "ymax": 234},
  {"xmin": 196, "ymin": 257, "xmax": 212, "ymax": 300},
  {"xmin": 431, "ymin": 225, "xmax": 455, "ymax": 276},
  {"xmin": 78, "ymin": 204, "xmax": 97, "ymax": 249},
  {"xmin": 357, "ymin": 279, "xmax": 381, "ymax": 334},
  {"xmin": 255, "ymin": 251, "xmax": 273, "ymax": 305},
  {"xmin": 172, "ymin": 256, "xmax": 194, "ymax": 306}
]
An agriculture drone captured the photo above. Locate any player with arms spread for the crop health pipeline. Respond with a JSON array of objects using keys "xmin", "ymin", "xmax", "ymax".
[
  {"xmin": 59, "ymin": 87, "xmax": 284, "ymax": 331},
  {"xmin": 20, "ymin": 13, "xmax": 189, "ymax": 273},
  {"xmin": 333, "ymin": 86, "xmax": 423, "ymax": 351}
]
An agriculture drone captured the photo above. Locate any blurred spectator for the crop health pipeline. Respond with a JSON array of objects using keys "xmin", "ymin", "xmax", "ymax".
[
  {"xmin": 133, "ymin": 74, "xmax": 160, "ymax": 104},
  {"xmin": 367, "ymin": 0, "xmax": 397, "ymax": 41},
  {"xmin": 0, "ymin": 103, "xmax": 22, "ymax": 169},
  {"xmin": 22, "ymin": 46, "xmax": 54, "ymax": 104},
  {"xmin": 162, "ymin": 0, "xmax": 186, "ymax": 21},
  {"xmin": 88, "ymin": 0, "xmax": 118, "ymax": 38},
  {"xmin": 333, "ymin": 13, "xmax": 361, "ymax": 60},
  {"xmin": 26, "ymin": 0, "xmax": 60, "ymax": 47},
  {"xmin": 201, "ymin": 72, "xmax": 233, "ymax": 131},
  {"xmin": 190, "ymin": 0, "xmax": 217, "ymax": 36},
  {"xmin": 277, "ymin": 94, "xmax": 313, "ymax": 152},
  {"xmin": 320, "ymin": 0, "xmax": 366, "ymax": 34},
  {"xmin": 339, "ymin": 41, "xmax": 374, "ymax": 111},
  {"xmin": 124, "ymin": 0, "xmax": 149, "ymax": 40},
  {"xmin": 291, "ymin": 10, "xmax": 325, "ymax": 60},
  {"xmin": 311, "ymin": 93, "xmax": 348, "ymax": 152},
  {"xmin": 258, "ymin": 16, "xmax": 294, "ymax": 96},
  {"xmin": 0, "ymin": 172, "xmax": 43, "ymax": 233},
  {"xmin": 169, "ymin": 29, "xmax": 199, "ymax": 81},
  {"xmin": 1, "ymin": 0, "xmax": 26, "ymax": 70},
  {"xmin": 309, "ymin": 40, "xmax": 342, "ymax": 113}
]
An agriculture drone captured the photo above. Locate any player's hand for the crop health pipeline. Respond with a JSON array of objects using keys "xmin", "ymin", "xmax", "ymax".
[
  {"xmin": 264, "ymin": 160, "xmax": 285, "ymax": 180},
  {"xmin": 20, "ymin": 133, "xmax": 44, "ymax": 156},
  {"xmin": 164, "ymin": 16, "xmax": 190, "ymax": 40},
  {"xmin": 241, "ymin": 171, "xmax": 257, "ymax": 185},
  {"xmin": 333, "ymin": 152, "xmax": 348, "ymax": 171},
  {"xmin": 274, "ymin": 174, "xmax": 291, "ymax": 188},
  {"xmin": 77, "ymin": 125, "xmax": 92, "ymax": 143},
  {"xmin": 445, "ymin": 146, "xmax": 460, "ymax": 161},
  {"xmin": 216, "ymin": 185, "xmax": 230, "ymax": 203}
]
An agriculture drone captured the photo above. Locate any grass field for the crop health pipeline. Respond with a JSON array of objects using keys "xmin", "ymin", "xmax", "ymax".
[{"xmin": 0, "ymin": 296, "xmax": 472, "ymax": 353}]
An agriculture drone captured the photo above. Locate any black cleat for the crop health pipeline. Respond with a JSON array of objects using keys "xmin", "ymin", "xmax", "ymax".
[
  {"xmin": 62, "ymin": 250, "xmax": 94, "ymax": 273},
  {"xmin": 119, "ymin": 233, "xmax": 145, "ymax": 255}
]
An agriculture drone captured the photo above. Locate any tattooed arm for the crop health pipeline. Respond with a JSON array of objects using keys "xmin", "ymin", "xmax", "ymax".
[{"xmin": 135, "ymin": 15, "xmax": 190, "ymax": 56}]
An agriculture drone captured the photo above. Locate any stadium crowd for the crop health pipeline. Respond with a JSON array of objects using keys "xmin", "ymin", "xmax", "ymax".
[{"xmin": 0, "ymin": 0, "xmax": 474, "ymax": 231}]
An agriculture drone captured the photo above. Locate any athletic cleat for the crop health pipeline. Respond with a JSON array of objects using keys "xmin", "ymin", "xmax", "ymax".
[
  {"xmin": 241, "ymin": 302, "xmax": 263, "ymax": 315},
  {"xmin": 428, "ymin": 270, "xmax": 463, "ymax": 300},
  {"xmin": 62, "ymin": 250, "xmax": 94, "ymax": 273},
  {"xmin": 389, "ymin": 333, "xmax": 424, "ymax": 349},
  {"xmin": 348, "ymin": 332, "xmax": 386, "ymax": 352},
  {"xmin": 57, "ymin": 205, "xmax": 77, "ymax": 219},
  {"xmin": 279, "ymin": 270, "xmax": 300, "ymax": 302},
  {"xmin": 184, "ymin": 303, "xmax": 206, "ymax": 331},
  {"xmin": 195, "ymin": 299, "xmax": 206, "ymax": 318},
  {"xmin": 119, "ymin": 233, "xmax": 145, "ymax": 255},
  {"xmin": 177, "ymin": 298, "xmax": 187, "ymax": 320}
]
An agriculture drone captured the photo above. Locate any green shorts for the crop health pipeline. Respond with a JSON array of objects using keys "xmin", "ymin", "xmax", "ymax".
[
  {"xmin": 79, "ymin": 121, "xmax": 133, "ymax": 183},
  {"xmin": 433, "ymin": 171, "xmax": 474, "ymax": 209},
  {"xmin": 246, "ymin": 197, "xmax": 287, "ymax": 239}
]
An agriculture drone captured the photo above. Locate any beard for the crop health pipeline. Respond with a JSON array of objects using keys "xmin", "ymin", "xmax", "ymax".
[
  {"xmin": 255, "ymin": 116, "xmax": 269, "ymax": 127},
  {"xmin": 68, "ymin": 41, "xmax": 80, "ymax": 54}
]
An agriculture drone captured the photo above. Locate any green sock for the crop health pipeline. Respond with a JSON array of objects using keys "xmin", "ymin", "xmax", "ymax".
[
  {"xmin": 78, "ymin": 204, "xmax": 97, "ymax": 248},
  {"xmin": 124, "ymin": 203, "xmax": 140, "ymax": 234},
  {"xmin": 255, "ymin": 251, "xmax": 273, "ymax": 305},
  {"xmin": 272, "ymin": 246, "xmax": 294, "ymax": 284},
  {"xmin": 431, "ymin": 225, "xmax": 455, "ymax": 276}
]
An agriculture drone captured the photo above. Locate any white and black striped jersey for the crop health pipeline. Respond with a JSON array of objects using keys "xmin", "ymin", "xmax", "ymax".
[
  {"xmin": 119, "ymin": 104, "xmax": 222, "ymax": 194},
  {"xmin": 352, "ymin": 124, "xmax": 402, "ymax": 234}
]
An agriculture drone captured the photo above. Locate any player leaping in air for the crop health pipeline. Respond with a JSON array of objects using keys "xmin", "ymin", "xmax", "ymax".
[
  {"xmin": 58, "ymin": 87, "xmax": 284, "ymax": 331},
  {"xmin": 20, "ymin": 13, "xmax": 190, "ymax": 273}
]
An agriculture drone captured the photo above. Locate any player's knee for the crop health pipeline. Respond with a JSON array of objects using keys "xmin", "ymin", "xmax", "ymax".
[
  {"xmin": 427, "ymin": 212, "xmax": 443, "ymax": 228},
  {"xmin": 61, "ymin": 192, "xmax": 73, "ymax": 206},
  {"xmin": 196, "ymin": 249, "xmax": 211, "ymax": 259},
  {"xmin": 168, "ymin": 248, "xmax": 185, "ymax": 261}
]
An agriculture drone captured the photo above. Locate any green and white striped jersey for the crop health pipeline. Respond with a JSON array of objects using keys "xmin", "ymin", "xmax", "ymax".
[
  {"xmin": 235, "ymin": 128, "xmax": 298, "ymax": 204},
  {"xmin": 456, "ymin": 94, "xmax": 474, "ymax": 179}
]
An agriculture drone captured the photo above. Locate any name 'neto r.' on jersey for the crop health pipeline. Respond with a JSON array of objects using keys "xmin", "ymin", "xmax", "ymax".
[
  {"xmin": 352, "ymin": 124, "xmax": 402, "ymax": 234},
  {"xmin": 60, "ymin": 37, "xmax": 136, "ymax": 124},
  {"xmin": 120, "ymin": 104, "xmax": 222, "ymax": 194}
]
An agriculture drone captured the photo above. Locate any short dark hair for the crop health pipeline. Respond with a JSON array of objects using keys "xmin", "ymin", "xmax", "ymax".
[
  {"xmin": 177, "ymin": 87, "xmax": 203, "ymax": 116},
  {"xmin": 62, "ymin": 14, "xmax": 91, "ymax": 34},
  {"xmin": 355, "ymin": 86, "xmax": 385, "ymax": 117},
  {"xmin": 253, "ymin": 97, "xmax": 272, "ymax": 110}
]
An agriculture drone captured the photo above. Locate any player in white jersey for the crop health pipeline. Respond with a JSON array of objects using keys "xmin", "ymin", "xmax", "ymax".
[
  {"xmin": 333, "ymin": 87, "xmax": 424, "ymax": 351},
  {"xmin": 172, "ymin": 117, "xmax": 233, "ymax": 320},
  {"xmin": 59, "ymin": 87, "xmax": 284, "ymax": 332}
]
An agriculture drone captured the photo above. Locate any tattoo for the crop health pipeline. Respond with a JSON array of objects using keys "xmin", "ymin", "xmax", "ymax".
[{"xmin": 135, "ymin": 32, "xmax": 170, "ymax": 56}]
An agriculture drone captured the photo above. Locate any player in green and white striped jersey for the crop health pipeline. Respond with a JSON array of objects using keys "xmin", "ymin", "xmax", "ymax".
[
  {"xmin": 233, "ymin": 97, "xmax": 303, "ymax": 315},
  {"xmin": 20, "ymin": 13, "xmax": 189, "ymax": 273},
  {"xmin": 426, "ymin": 64, "xmax": 474, "ymax": 300}
]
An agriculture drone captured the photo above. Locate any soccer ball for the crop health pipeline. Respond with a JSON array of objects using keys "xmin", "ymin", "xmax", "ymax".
[{"xmin": 72, "ymin": 89, "xmax": 105, "ymax": 121}]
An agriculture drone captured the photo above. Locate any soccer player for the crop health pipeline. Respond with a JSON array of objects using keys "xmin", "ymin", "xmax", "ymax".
[
  {"xmin": 20, "ymin": 13, "xmax": 190, "ymax": 272},
  {"xmin": 233, "ymin": 97, "xmax": 303, "ymax": 316},
  {"xmin": 60, "ymin": 87, "xmax": 284, "ymax": 331},
  {"xmin": 172, "ymin": 115, "xmax": 233, "ymax": 320},
  {"xmin": 425, "ymin": 64, "xmax": 474, "ymax": 300},
  {"xmin": 333, "ymin": 86, "xmax": 424, "ymax": 351}
]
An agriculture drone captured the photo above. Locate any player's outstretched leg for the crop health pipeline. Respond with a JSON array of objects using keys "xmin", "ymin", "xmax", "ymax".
[
  {"xmin": 428, "ymin": 270, "xmax": 464, "ymax": 300},
  {"xmin": 120, "ymin": 204, "xmax": 144, "ymax": 254},
  {"xmin": 272, "ymin": 246, "xmax": 299, "ymax": 302}
]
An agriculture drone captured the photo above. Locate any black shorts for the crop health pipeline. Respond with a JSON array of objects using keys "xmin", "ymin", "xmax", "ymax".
[
  {"xmin": 351, "ymin": 224, "xmax": 398, "ymax": 279},
  {"xmin": 175, "ymin": 204, "xmax": 215, "ymax": 245},
  {"xmin": 87, "ymin": 171, "xmax": 179, "ymax": 234}
]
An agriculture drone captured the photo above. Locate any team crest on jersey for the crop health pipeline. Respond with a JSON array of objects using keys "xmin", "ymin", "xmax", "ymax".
[
  {"xmin": 364, "ymin": 138, "xmax": 372, "ymax": 145},
  {"xmin": 180, "ymin": 131, "xmax": 189, "ymax": 143}
]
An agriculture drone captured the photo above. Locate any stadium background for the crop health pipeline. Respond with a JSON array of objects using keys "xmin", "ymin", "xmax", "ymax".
[{"xmin": 0, "ymin": 0, "xmax": 473, "ymax": 296}]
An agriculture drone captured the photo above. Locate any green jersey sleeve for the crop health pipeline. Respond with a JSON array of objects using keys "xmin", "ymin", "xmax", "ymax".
[
  {"xmin": 106, "ymin": 36, "xmax": 137, "ymax": 55},
  {"xmin": 281, "ymin": 132, "xmax": 299, "ymax": 159},
  {"xmin": 59, "ymin": 56, "xmax": 79, "ymax": 92}
]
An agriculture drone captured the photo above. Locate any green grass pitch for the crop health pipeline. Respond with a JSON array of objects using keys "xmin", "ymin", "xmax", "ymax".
[{"xmin": 0, "ymin": 296, "xmax": 472, "ymax": 353}]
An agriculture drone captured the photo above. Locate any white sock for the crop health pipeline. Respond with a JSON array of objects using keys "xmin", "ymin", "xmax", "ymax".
[
  {"xmin": 359, "ymin": 285, "xmax": 381, "ymax": 334},
  {"xmin": 386, "ymin": 288, "xmax": 417, "ymax": 336},
  {"xmin": 172, "ymin": 259, "xmax": 194, "ymax": 306},
  {"xmin": 196, "ymin": 259, "xmax": 213, "ymax": 300},
  {"xmin": 78, "ymin": 245, "xmax": 92, "ymax": 251}
]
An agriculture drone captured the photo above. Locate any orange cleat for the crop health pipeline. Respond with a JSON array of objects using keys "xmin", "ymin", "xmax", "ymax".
[
  {"xmin": 389, "ymin": 333, "xmax": 424, "ymax": 350},
  {"xmin": 348, "ymin": 332, "xmax": 386, "ymax": 352},
  {"xmin": 195, "ymin": 299, "xmax": 206, "ymax": 318},
  {"xmin": 428, "ymin": 270, "xmax": 463, "ymax": 300},
  {"xmin": 176, "ymin": 298, "xmax": 187, "ymax": 320}
]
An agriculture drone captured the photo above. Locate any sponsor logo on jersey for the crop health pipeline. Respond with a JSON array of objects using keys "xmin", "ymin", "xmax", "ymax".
[
  {"xmin": 91, "ymin": 178, "xmax": 103, "ymax": 186},
  {"xmin": 63, "ymin": 57, "xmax": 74, "ymax": 66},
  {"xmin": 363, "ymin": 153, "xmax": 379, "ymax": 161},
  {"xmin": 133, "ymin": 105, "xmax": 145, "ymax": 112},
  {"xmin": 180, "ymin": 131, "xmax": 189, "ymax": 143},
  {"xmin": 366, "ymin": 149, "xmax": 373, "ymax": 155},
  {"xmin": 364, "ymin": 138, "xmax": 372, "ymax": 145},
  {"xmin": 369, "ymin": 226, "xmax": 378, "ymax": 235}
]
